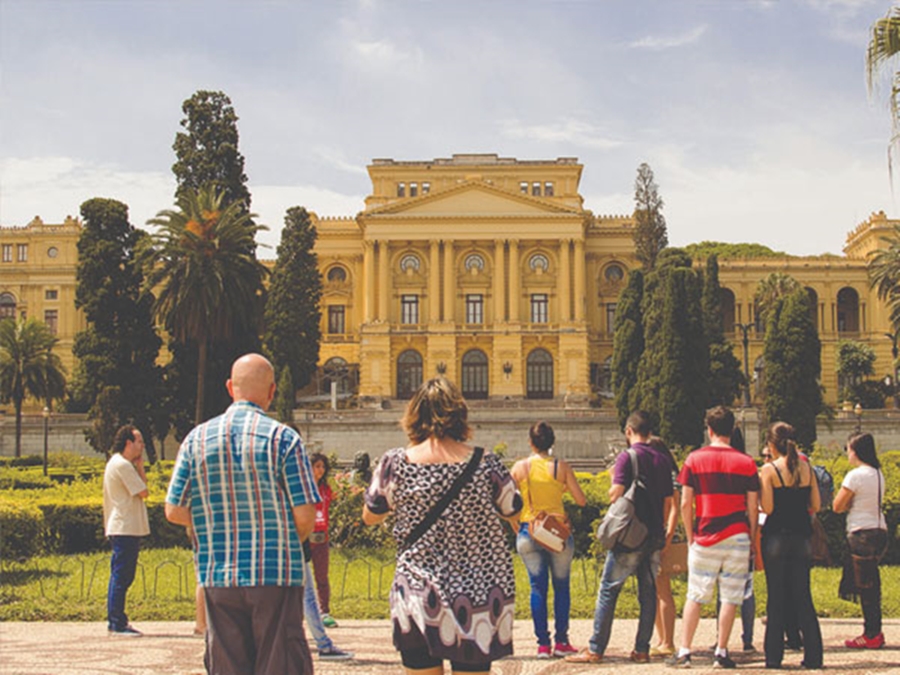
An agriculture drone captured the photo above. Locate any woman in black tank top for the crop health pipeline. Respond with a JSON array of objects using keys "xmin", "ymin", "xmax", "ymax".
[{"xmin": 759, "ymin": 422, "xmax": 823, "ymax": 670}]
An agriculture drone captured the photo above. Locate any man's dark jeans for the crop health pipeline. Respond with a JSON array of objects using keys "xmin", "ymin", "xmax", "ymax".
[
  {"xmin": 848, "ymin": 528, "xmax": 888, "ymax": 638},
  {"xmin": 589, "ymin": 541, "xmax": 659, "ymax": 656},
  {"xmin": 107, "ymin": 536, "xmax": 141, "ymax": 631},
  {"xmin": 762, "ymin": 533, "xmax": 822, "ymax": 668}
]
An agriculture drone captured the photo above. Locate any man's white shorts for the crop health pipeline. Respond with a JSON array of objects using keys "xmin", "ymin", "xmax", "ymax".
[{"xmin": 686, "ymin": 533, "xmax": 751, "ymax": 605}]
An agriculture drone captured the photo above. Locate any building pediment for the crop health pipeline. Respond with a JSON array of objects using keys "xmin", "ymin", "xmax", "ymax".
[{"xmin": 361, "ymin": 180, "xmax": 584, "ymax": 220}]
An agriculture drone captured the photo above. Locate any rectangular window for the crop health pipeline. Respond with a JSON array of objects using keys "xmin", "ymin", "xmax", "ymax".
[
  {"xmin": 44, "ymin": 309, "xmax": 58, "ymax": 335},
  {"xmin": 397, "ymin": 182, "xmax": 406, "ymax": 197},
  {"xmin": 422, "ymin": 182, "xmax": 431, "ymax": 194},
  {"xmin": 520, "ymin": 181, "xmax": 528, "ymax": 194},
  {"xmin": 45, "ymin": 289, "xmax": 58, "ymax": 300},
  {"xmin": 409, "ymin": 182, "xmax": 418, "ymax": 197},
  {"xmin": 531, "ymin": 294, "xmax": 549, "ymax": 323},
  {"xmin": 532, "ymin": 182, "xmax": 541, "ymax": 196},
  {"xmin": 606, "ymin": 303, "xmax": 617, "ymax": 335},
  {"xmin": 401, "ymin": 295, "xmax": 419, "ymax": 325},
  {"xmin": 544, "ymin": 182, "xmax": 554, "ymax": 197},
  {"xmin": 327, "ymin": 305, "xmax": 345, "ymax": 334},
  {"xmin": 466, "ymin": 294, "xmax": 484, "ymax": 324},
  {"xmin": 1, "ymin": 244, "xmax": 11, "ymax": 262},
  {"xmin": 16, "ymin": 244, "xmax": 27, "ymax": 262}
]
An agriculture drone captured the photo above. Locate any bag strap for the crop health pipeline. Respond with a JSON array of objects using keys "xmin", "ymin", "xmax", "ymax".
[
  {"xmin": 628, "ymin": 447, "xmax": 641, "ymax": 490},
  {"xmin": 402, "ymin": 446, "xmax": 484, "ymax": 550}
]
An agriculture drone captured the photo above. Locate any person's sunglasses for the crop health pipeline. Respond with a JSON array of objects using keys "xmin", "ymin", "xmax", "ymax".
[{"xmin": 761, "ymin": 453, "xmax": 772, "ymax": 459}]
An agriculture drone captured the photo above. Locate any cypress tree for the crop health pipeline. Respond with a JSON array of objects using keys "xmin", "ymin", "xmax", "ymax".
[
  {"xmin": 702, "ymin": 255, "xmax": 743, "ymax": 407},
  {"xmin": 633, "ymin": 163, "xmax": 668, "ymax": 270},
  {"xmin": 763, "ymin": 289, "xmax": 823, "ymax": 448},
  {"xmin": 612, "ymin": 270, "xmax": 644, "ymax": 429},
  {"xmin": 263, "ymin": 207, "xmax": 323, "ymax": 391},
  {"xmin": 275, "ymin": 366, "xmax": 295, "ymax": 423}
]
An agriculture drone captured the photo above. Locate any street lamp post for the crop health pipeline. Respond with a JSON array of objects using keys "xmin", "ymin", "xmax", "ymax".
[
  {"xmin": 41, "ymin": 406, "xmax": 50, "ymax": 477},
  {"xmin": 736, "ymin": 323, "xmax": 753, "ymax": 408},
  {"xmin": 886, "ymin": 329, "xmax": 900, "ymax": 409},
  {"xmin": 854, "ymin": 402, "xmax": 863, "ymax": 434}
]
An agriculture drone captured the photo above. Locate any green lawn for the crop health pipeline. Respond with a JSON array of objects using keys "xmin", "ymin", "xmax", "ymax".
[{"xmin": 2, "ymin": 548, "xmax": 898, "ymax": 622}]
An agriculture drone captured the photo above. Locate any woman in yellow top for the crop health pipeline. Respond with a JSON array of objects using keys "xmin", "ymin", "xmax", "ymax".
[{"xmin": 510, "ymin": 421, "xmax": 586, "ymax": 659}]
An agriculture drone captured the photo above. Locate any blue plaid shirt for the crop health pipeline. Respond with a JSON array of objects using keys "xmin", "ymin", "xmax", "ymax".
[{"xmin": 166, "ymin": 401, "xmax": 320, "ymax": 587}]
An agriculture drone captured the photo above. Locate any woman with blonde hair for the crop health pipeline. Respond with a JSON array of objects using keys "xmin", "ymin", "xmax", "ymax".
[
  {"xmin": 834, "ymin": 432, "xmax": 888, "ymax": 650},
  {"xmin": 363, "ymin": 377, "xmax": 522, "ymax": 675},
  {"xmin": 759, "ymin": 422, "xmax": 822, "ymax": 669},
  {"xmin": 511, "ymin": 421, "xmax": 586, "ymax": 658}
]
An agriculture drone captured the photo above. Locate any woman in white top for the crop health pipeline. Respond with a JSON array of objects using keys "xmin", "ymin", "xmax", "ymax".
[{"xmin": 833, "ymin": 432, "xmax": 888, "ymax": 650}]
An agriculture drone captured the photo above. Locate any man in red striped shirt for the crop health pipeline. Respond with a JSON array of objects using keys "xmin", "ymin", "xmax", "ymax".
[{"xmin": 667, "ymin": 407, "xmax": 760, "ymax": 669}]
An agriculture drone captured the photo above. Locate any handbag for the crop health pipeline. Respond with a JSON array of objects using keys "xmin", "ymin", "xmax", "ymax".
[
  {"xmin": 401, "ymin": 446, "xmax": 484, "ymax": 551},
  {"xmin": 525, "ymin": 457, "xmax": 571, "ymax": 553},
  {"xmin": 660, "ymin": 541, "xmax": 688, "ymax": 575},
  {"xmin": 596, "ymin": 448, "xmax": 649, "ymax": 551}
]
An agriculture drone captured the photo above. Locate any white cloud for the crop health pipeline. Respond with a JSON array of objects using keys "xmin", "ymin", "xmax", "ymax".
[
  {"xmin": 629, "ymin": 24, "xmax": 707, "ymax": 50},
  {"xmin": 499, "ymin": 118, "xmax": 624, "ymax": 150},
  {"xmin": 313, "ymin": 148, "xmax": 369, "ymax": 176}
]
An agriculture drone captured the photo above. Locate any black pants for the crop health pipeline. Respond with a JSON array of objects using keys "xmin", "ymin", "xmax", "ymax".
[
  {"xmin": 847, "ymin": 529, "xmax": 887, "ymax": 638},
  {"xmin": 204, "ymin": 586, "xmax": 312, "ymax": 675},
  {"xmin": 762, "ymin": 533, "xmax": 823, "ymax": 668}
]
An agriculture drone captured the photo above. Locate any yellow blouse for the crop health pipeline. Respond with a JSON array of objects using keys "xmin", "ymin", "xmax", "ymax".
[{"xmin": 520, "ymin": 456, "xmax": 567, "ymax": 523}]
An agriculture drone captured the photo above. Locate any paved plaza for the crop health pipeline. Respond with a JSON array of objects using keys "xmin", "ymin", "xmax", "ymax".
[{"xmin": 1, "ymin": 618, "xmax": 898, "ymax": 674}]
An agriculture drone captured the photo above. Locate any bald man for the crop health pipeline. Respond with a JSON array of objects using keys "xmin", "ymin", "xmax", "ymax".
[{"xmin": 166, "ymin": 354, "xmax": 320, "ymax": 675}]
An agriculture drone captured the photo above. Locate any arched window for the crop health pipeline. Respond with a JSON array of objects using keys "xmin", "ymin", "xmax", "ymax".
[
  {"xmin": 326, "ymin": 266, "xmax": 347, "ymax": 283},
  {"xmin": 837, "ymin": 287, "xmax": 859, "ymax": 334},
  {"xmin": 526, "ymin": 349, "xmax": 554, "ymax": 399},
  {"xmin": 397, "ymin": 350, "xmax": 423, "ymax": 400},
  {"xmin": 461, "ymin": 349, "xmax": 489, "ymax": 400},
  {"xmin": 529, "ymin": 253, "xmax": 550, "ymax": 273},
  {"xmin": 720, "ymin": 288, "xmax": 736, "ymax": 334},
  {"xmin": 805, "ymin": 287, "xmax": 819, "ymax": 330},
  {"xmin": 464, "ymin": 254, "xmax": 485, "ymax": 272},
  {"xmin": 322, "ymin": 357, "xmax": 352, "ymax": 396},
  {"xmin": 0, "ymin": 292, "xmax": 15, "ymax": 319},
  {"xmin": 399, "ymin": 254, "xmax": 421, "ymax": 273}
]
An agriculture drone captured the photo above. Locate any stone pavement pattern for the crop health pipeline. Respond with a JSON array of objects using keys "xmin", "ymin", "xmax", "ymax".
[{"xmin": 1, "ymin": 619, "xmax": 898, "ymax": 674}]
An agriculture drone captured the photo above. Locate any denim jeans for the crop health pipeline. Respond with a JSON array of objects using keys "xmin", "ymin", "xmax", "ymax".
[
  {"xmin": 303, "ymin": 560, "xmax": 333, "ymax": 651},
  {"xmin": 847, "ymin": 528, "xmax": 888, "ymax": 638},
  {"xmin": 589, "ymin": 542, "xmax": 659, "ymax": 656},
  {"xmin": 762, "ymin": 533, "xmax": 823, "ymax": 668},
  {"xmin": 516, "ymin": 523, "xmax": 574, "ymax": 646},
  {"xmin": 107, "ymin": 536, "xmax": 141, "ymax": 631}
]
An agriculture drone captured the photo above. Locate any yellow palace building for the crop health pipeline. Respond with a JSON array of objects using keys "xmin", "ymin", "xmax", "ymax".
[{"xmin": 1, "ymin": 154, "xmax": 897, "ymax": 410}]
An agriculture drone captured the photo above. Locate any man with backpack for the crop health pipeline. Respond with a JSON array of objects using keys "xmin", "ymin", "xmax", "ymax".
[
  {"xmin": 565, "ymin": 410, "xmax": 675, "ymax": 665},
  {"xmin": 667, "ymin": 406, "xmax": 760, "ymax": 669}
]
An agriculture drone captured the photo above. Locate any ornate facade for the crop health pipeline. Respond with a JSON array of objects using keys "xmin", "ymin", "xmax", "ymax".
[{"xmin": 1, "ymin": 155, "xmax": 896, "ymax": 411}]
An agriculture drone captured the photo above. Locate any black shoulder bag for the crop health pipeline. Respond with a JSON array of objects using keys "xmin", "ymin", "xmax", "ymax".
[{"xmin": 401, "ymin": 446, "xmax": 484, "ymax": 551}]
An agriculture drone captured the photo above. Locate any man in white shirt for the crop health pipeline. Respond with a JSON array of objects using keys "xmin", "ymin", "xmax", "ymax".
[{"xmin": 103, "ymin": 425, "xmax": 150, "ymax": 636}]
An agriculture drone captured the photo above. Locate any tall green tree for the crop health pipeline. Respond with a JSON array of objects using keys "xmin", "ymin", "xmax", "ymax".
[
  {"xmin": 172, "ymin": 90, "xmax": 251, "ymax": 212},
  {"xmin": 70, "ymin": 198, "xmax": 164, "ymax": 458},
  {"xmin": 632, "ymin": 162, "xmax": 668, "ymax": 270},
  {"xmin": 763, "ymin": 289, "xmax": 823, "ymax": 448},
  {"xmin": 142, "ymin": 186, "xmax": 269, "ymax": 424},
  {"xmin": 635, "ymin": 249, "xmax": 708, "ymax": 446},
  {"xmin": 702, "ymin": 255, "xmax": 743, "ymax": 407},
  {"xmin": 263, "ymin": 207, "xmax": 323, "ymax": 392},
  {"xmin": 868, "ymin": 222, "xmax": 900, "ymax": 329},
  {"xmin": 0, "ymin": 318, "xmax": 66, "ymax": 457},
  {"xmin": 754, "ymin": 272, "xmax": 801, "ymax": 326},
  {"xmin": 866, "ymin": 7, "xmax": 900, "ymax": 178},
  {"xmin": 275, "ymin": 367, "xmax": 295, "ymax": 424},
  {"xmin": 611, "ymin": 269, "xmax": 644, "ymax": 429}
]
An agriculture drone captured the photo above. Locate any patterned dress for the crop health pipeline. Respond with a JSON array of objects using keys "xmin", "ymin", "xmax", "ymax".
[{"xmin": 366, "ymin": 447, "xmax": 522, "ymax": 664}]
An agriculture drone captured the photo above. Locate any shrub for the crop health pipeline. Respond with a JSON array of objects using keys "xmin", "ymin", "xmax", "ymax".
[
  {"xmin": 8, "ymin": 455, "xmax": 43, "ymax": 468},
  {"xmin": 0, "ymin": 502, "xmax": 45, "ymax": 559}
]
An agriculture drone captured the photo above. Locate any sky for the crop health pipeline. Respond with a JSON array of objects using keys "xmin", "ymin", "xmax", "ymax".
[{"xmin": 0, "ymin": 0, "xmax": 896, "ymax": 257}]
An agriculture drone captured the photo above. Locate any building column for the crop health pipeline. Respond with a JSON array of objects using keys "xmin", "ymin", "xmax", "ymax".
[
  {"xmin": 363, "ymin": 240, "xmax": 375, "ymax": 323},
  {"xmin": 559, "ymin": 239, "xmax": 571, "ymax": 322},
  {"xmin": 443, "ymin": 240, "xmax": 455, "ymax": 323},
  {"xmin": 494, "ymin": 239, "xmax": 505, "ymax": 323},
  {"xmin": 429, "ymin": 240, "xmax": 441, "ymax": 323},
  {"xmin": 573, "ymin": 238, "xmax": 585, "ymax": 321},
  {"xmin": 508, "ymin": 239, "xmax": 519, "ymax": 322},
  {"xmin": 377, "ymin": 240, "xmax": 389, "ymax": 322}
]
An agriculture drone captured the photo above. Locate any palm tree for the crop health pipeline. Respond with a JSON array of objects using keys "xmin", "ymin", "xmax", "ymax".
[
  {"xmin": 142, "ymin": 186, "xmax": 268, "ymax": 424},
  {"xmin": 868, "ymin": 222, "xmax": 900, "ymax": 330},
  {"xmin": 754, "ymin": 272, "xmax": 801, "ymax": 326},
  {"xmin": 867, "ymin": 6, "xmax": 900, "ymax": 177},
  {"xmin": 0, "ymin": 318, "xmax": 67, "ymax": 457}
]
